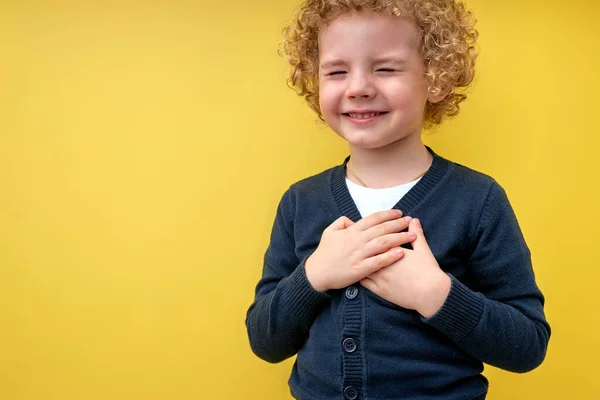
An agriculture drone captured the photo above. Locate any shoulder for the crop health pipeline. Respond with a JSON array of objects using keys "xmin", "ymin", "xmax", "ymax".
[
  {"xmin": 437, "ymin": 154, "xmax": 514, "ymax": 219},
  {"xmin": 286, "ymin": 162, "xmax": 342, "ymax": 199},
  {"xmin": 449, "ymin": 159, "xmax": 497, "ymax": 189},
  {"xmin": 439, "ymin": 154, "xmax": 501, "ymax": 198},
  {"xmin": 290, "ymin": 163, "xmax": 340, "ymax": 192},
  {"xmin": 274, "ymin": 163, "xmax": 344, "ymax": 235},
  {"xmin": 275, "ymin": 161, "xmax": 343, "ymax": 214},
  {"xmin": 430, "ymin": 151, "xmax": 513, "ymax": 217},
  {"xmin": 432, "ymin": 152, "xmax": 521, "ymax": 244}
]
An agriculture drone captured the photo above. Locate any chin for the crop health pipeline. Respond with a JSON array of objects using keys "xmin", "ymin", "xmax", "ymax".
[{"xmin": 345, "ymin": 138, "xmax": 394, "ymax": 150}]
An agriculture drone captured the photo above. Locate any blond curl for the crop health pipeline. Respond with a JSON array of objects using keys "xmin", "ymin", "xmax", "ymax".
[{"xmin": 281, "ymin": 0, "xmax": 478, "ymax": 129}]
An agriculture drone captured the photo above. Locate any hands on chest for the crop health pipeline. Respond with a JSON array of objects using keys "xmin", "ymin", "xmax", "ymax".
[{"xmin": 304, "ymin": 209, "xmax": 451, "ymax": 318}]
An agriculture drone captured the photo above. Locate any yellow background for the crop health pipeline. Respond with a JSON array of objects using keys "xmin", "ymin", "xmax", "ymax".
[{"xmin": 1, "ymin": 0, "xmax": 598, "ymax": 399}]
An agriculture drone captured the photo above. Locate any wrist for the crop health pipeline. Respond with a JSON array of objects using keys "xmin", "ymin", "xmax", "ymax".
[
  {"xmin": 418, "ymin": 272, "xmax": 451, "ymax": 318},
  {"xmin": 304, "ymin": 254, "xmax": 328, "ymax": 293}
]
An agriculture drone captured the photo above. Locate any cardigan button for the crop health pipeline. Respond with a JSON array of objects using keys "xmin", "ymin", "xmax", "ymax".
[
  {"xmin": 344, "ymin": 386, "xmax": 358, "ymax": 400},
  {"xmin": 342, "ymin": 337, "xmax": 357, "ymax": 353},
  {"xmin": 345, "ymin": 286, "xmax": 358, "ymax": 299}
]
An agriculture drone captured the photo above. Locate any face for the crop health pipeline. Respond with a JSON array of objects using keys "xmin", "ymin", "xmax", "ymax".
[{"xmin": 318, "ymin": 11, "xmax": 438, "ymax": 150}]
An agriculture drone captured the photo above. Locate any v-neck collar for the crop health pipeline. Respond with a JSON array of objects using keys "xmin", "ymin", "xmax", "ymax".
[{"xmin": 331, "ymin": 146, "xmax": 452, "ymax": 222}]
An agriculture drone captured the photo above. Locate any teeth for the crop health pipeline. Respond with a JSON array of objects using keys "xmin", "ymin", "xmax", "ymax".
[{"xmin": 348, "ymin": 112, "xmax": 378, "ymax": 119}]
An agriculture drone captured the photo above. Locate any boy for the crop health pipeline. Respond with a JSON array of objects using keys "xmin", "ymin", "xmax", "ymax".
[{"xmin": 246, "ymin": 0, "xmax": 551, "ymax": 399}]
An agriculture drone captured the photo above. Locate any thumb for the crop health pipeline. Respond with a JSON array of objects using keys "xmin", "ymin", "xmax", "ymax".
[
  {"xmin": 325, "ymin": 216, "xmax": 354, "ymax": 232},
  {"xmin": 408, "ymin": 218, "xmax": 429, "ymax": 251}
]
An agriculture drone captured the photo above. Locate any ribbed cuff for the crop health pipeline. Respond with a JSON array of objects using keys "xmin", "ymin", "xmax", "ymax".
[
  {"xmin": 280, "ymin": 258, "xmax": 332, "ymax": 324},
  {"xmin": 423, "ymin": 274, "xmax": 484, "ymax": 343}
]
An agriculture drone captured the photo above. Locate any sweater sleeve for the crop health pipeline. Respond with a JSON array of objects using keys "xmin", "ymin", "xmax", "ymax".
[
  {"xmin": 424, "ymin": 181, "xmax": 551, "ymax": 373},
  {"xmin": 245, "ymin": 188, "xmax": 332, "ymax": 363}
]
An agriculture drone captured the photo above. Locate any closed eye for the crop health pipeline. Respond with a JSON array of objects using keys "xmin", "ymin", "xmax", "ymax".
[
  {"xmin": 376, "ymin": 68, "xmax": 397, "ymax": 72},
  {"xmin": 328, "ymin": 71, "xmax": 347, "ymax": 76}
]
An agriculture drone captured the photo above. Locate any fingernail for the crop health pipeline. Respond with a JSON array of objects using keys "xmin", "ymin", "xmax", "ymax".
[
  {"xmin": 412, "ymin": 218, "xmax": 420, "ymax": 226},
  {"xmin": 408, "ymin": 232, "xmax": 417, "ymax": 239},
  {"xmin": 405, "ymin": 216, "xmax": 413, "ymax": 223}
]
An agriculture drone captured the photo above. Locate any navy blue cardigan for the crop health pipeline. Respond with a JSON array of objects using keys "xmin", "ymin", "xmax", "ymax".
[{"xmin": 246, "ymin": 148, "xmax": 550, "ymax": 400}]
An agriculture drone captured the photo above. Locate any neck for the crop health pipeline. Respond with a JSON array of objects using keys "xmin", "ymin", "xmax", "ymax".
[{"xmin": 347, "ymin": 136, "xmax": 432, "ymax": 189}]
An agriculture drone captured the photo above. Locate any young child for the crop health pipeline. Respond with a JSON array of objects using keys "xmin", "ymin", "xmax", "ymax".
[{"xmin": 246, "ymin": 0, "xmax": 551, "ymax": 399}]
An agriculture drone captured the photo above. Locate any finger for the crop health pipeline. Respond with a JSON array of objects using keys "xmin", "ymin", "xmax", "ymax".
[
  {"xmin": 342, "ymin": 216, "xmax": 355, "ymax": 229},
  {"xmin": 353, "ymin": 209, "xmax": 403, "ymax": 231},
  {"xmin": 360, "ymin": 277, "xmax": 379, "ymax": 293},
  {"xmin": 363, "ymin": 216, "xmax": 413, "ymax": 241},
  {"xmin": 408, "ymin": 218, "xmax": 429, "ymax": 251},
  {"xmin": 362, "ymin": 232, "xmax": 416, "ymax": 258},
  {"xmin": 324, "ymin": 216, "xmax": 354, "ymax": 233},
  {"xmin": 358, "ymin": 247, "xmax": 404, "ymax": 276}
]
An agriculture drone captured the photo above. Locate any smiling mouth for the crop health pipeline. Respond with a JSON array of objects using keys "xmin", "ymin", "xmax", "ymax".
[{"xmin": 343, "ymin": 112, "xmax": 388, "ymax": 119}]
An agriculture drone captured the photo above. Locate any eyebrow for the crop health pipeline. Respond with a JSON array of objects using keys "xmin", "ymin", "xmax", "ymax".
[
  {"xmin": 320, "ymin": 60, "xmax": 347, "ymax": 69},
  {"xmin": 319, "ymin": 57, "xmax": 408, "ymax": 70},
  {"xmin": 372, "ymin": 57, "xmax": 408, "ymax": 66}
]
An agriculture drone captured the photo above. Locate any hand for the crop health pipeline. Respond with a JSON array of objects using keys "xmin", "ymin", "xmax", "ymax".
[
  {"xmin": 305, "ymin": 210, "xmax": 416, "ymax": 293},
  {"xmin": 360, "ymin": 218, "xmax": 451, "ymax": 318}
]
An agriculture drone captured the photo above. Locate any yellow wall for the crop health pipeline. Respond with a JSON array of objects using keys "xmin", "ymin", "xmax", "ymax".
[{"xmin": 0, "ymin": 1, "xmax": 598, "ymax": 399}]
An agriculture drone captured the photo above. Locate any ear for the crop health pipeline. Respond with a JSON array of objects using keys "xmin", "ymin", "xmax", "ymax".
[
  {"xmin": 423, "ymin": 72, "xmax": 450, "ymax": 104},
  {"xmin": 427, "ymin": 86, "xmax": 449, "ymax": 104}
]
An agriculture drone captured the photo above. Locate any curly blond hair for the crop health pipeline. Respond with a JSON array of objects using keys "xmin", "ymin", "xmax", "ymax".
[{"xmin": 281, "ymin": 0, "xmax": 478, "ymax": 129}]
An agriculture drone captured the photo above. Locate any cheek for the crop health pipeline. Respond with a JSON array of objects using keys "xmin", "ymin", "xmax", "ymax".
[
  {"xmin": 385, "ymin": 83, "xmax": 428, "ymax": 111},
  {"xmin": 318, "ymin": 84, "xmax": 339, "ymax": 114}
]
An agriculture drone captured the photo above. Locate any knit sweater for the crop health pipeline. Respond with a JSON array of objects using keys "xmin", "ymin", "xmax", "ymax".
[{"xmin": 246, "ymin": 148, "xmax": 550, "ymax": 400}]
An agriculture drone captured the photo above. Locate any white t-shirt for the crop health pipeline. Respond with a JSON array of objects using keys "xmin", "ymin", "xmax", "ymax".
[{"xmin": 345, "ymin": 177, "xmax": 421, "ymax": 218}]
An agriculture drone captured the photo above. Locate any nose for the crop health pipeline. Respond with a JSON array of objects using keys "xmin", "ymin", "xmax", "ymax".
[{"xmin": 345, "ymin": 72, "xmax": 376, "ymax": 99}]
